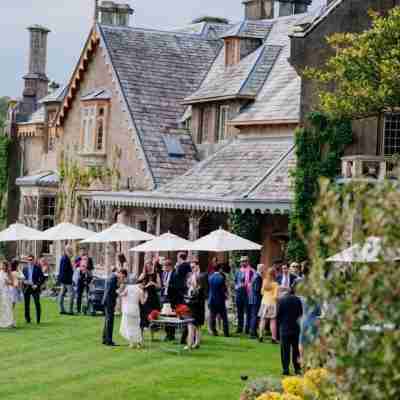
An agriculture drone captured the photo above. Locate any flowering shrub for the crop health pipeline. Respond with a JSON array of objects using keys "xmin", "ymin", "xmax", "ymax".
[
  {"xmin": 241, "ymin": 377, "xmax": 282, "ymax": 400},
  {"xmin": 252, "ymin": 369, "xmax": 330, "ymax": 400}
]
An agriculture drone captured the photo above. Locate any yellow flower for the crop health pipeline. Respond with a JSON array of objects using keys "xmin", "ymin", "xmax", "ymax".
[
  {"xmin": 280, "ymin": 394, "xmax": 303, "ymax": 400},
  {"xmin": 256, "ymin": 392, "xmax": 282, "ymax": 400},
  {"xmin": 304, "ymin": 368, "xmax": 329, "ymax": 388},
  {"xmin": 282, "ymin": 377, "xmax": 306, "ymax": 397}
]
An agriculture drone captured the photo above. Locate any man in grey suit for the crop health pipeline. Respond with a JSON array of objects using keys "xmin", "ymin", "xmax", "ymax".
[{"xmin": 102, "ymin": 269, "xmax": 127, "ymax": 346}]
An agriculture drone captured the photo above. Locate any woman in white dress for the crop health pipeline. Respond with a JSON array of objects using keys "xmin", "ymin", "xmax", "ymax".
[
  {"xmin": 119, "ymin": 282, "xmax": 147, "ymax": 348},
  {"xmin": 0, "ymin": 261, "xmax": 16, "ymax": 329}
]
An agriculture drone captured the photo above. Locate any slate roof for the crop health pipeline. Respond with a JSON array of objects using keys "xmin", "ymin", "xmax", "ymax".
[
  {"xmin": 184, "ymin": 44, "xmax": 282, "ymax": 103},
  {"xmin": 220, "ymin": 19, "xmax": 273, "ymax": 39},
  {"xmin": 99, "ymin": 24, "xmax": 222, "ymax": 187},
  {"xmin": 173, "ymin": 22, "xmax": 234, "ymax": 39},
  {"xmin": 18, "ymin": 107, "xmax": 45, "ymax": 125},
  {"xmin": 39, "ymin": 85, "xmax": 68, "ymax": 104},
  {"xmin": 154, "ymin": 135, "xmax": 294, "ymax": 201}
]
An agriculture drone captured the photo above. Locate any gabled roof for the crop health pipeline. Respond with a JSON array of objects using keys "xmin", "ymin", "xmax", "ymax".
[
  {"xmin": 183, "ymin": 44, "xmax": 281, "ymax": 104},
  {"xmin": 99, "ymin": 24, "xmax": 222, "ymax": 187},
  {"xmin": 173, "ymin": 21, "xmax": 235, "ymax": 39},
  {"xmin": 39, "ymin": 85, "xmax": 68, "ymax": 104},
  {"xmin": 220, "ymin": 19, "xmax": 273, "ymax": 39}
]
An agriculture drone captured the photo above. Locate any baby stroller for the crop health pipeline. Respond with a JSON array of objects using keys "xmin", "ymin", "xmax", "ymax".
[{"xmin": 83, "ymin": 277, "xmax": 106, "ymax": 316}]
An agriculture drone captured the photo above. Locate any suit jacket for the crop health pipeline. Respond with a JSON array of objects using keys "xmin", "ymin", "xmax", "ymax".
[
  {"xmin": 234, "ymin": 268, "xmax": 255, "ymax": 301},
  {"xmin": 277, "ymin": 294, "xmax": 303, "ymax": 335},
  {"xmin": 58, "ymin": 255, "xmax": 73, "ymax": 285},
  {"xmin": 208, "ymin": 272, "xmax": 227, "ymax": 308},
  {"xmin": 248, "ymin": 272, "xmax": 262, "ymax": 306},
  {"xmin": 276, "ymin": 273, "xmax": 297, "ymax": 288},
  {"xmin": 102, "ymin": 273, "xmax": 119, "ymax": 309},
  {"xmin": 22, "ymin": 264, "xmax": 44, "ymax": 289}
]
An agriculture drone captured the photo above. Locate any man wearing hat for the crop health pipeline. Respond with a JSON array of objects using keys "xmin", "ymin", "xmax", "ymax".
[{"xmin": 234, "ymin": 256, "xmax": 255, "ymax": 334}]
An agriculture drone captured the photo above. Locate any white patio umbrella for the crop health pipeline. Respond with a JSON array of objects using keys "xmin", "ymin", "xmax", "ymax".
[
  {"xmin": 130, "ymin": 232, "xmax": 192, "ymax": 252},
  {"xmin": 0, "ymin": 223, "xmax": 44, "ymax": 242},
  {"xmin": 327, "ymin": 236, "xmax": 400, "ymax": 263},
  {"xmin": 185, "ymin": 228, "xmax": 262, "ymax": 252},
  {"xmin": 81, "ymin": 223, "xmax": 155, "ymax": 244},
  {"xmin": 40, "ymin": 222, "xmax": 94, "ymax": 241}
]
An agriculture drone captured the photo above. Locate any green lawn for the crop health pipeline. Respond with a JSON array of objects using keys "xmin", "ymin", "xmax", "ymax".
[{"xmin": 0, "ymin": 300, "xmax": 280, "ymax": 400}]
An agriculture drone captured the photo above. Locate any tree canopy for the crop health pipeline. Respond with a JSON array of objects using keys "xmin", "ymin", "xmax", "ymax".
[
  {"xmin": 306, "ymin": 7, "xmax": 400, "ymax": 119},
  {"xmin": 0, "ymin": 96, "xmax": 10, "ymax": 134}
]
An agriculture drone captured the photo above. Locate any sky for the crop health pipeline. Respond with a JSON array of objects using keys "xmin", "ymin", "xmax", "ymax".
[{"xmin": 1, "ymin": 0, "xmax": 325, "ymax": 98}]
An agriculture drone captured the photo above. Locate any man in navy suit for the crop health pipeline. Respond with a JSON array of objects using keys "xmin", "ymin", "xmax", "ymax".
[
  {"xmin": 249, "ymin": 264, "xmax": 264, "ymax": 338},
  {"xmin": 208, "ymin": 264, "xmax": 230, "ymax": 337},
  {"xmin": 102, "ymin": 269, "xmax": 126, "ymax": 346},
  {"xmin": 276, "ymin": 263, "xmax": 297, "ymax": 292},
  {"xmin": 22, "ymin": 254, "xmax": 45, "ymax": 324}
]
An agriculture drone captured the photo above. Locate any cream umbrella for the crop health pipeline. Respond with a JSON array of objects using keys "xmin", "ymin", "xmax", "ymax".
[
  {"xmin": 327, "ymin": 237, "xmax": 400, "ymax": 263},
  {"xmin": 81, "ymin": 223, "xmax": 155, "ymax": 244},
  {"xmin": 0, "ymin": 223, "xmax": 44, "ymax": 242},
  {"xmin": 130, "ymin": 232, "xmax": 192, "ymax": 252},
  {"xmin": 185, "ymin": 228, "xmax": 262, "ymax": 252},
  {"xmin": 40, "ymin": 222, "xmax": 94, "ymax": 241}
]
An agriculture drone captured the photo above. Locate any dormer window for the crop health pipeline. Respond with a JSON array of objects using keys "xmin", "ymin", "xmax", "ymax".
[
  {"xmin": 80, "ymin": 89, "xmax": 111, "ymax": 155},
  {"xmin": 275, "ymin": 1, "xmax": 308, "ymax": 17},
  {"xmin": 217, "ymin": 105, "xmax": 229, "ymax": 141}
]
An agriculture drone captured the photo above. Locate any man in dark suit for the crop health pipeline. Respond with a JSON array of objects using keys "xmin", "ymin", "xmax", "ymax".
[
  {"xmin": 22, "ymin": 254, "xmax": 45, "ymax": 324},
  {"xmin": 102, "ymin": 269, "xmax": 126, "ymax": 346},
  {"xmin": 174, "ymin": 252, "xmax": 192, "ymax": 305},
  {"xmin": 277, "ymin": 285, "xmax": 303, "ymax": 376},
  {"xmin": 276, "ymin": 263, "xmax": 297, "ymax": 292},
  {"xmin": 58, "ymin": 245, "xmax": 74, "ymax": 315},
  {"xmin": 160, "ymin": 259, "xmax": 176, "ymax": 341},
  {"xmin": 249, "ymin": 264, "xmax": 264, "ymax": 338},
  {"xmin": 208, "ymin": 264, "xmax": 230, "ymax": 337}
]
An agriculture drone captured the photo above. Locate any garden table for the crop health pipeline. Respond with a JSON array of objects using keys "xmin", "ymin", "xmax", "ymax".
[{"xmin": 149, "ymin": 316, "xmax": 195, "ymax": 355}]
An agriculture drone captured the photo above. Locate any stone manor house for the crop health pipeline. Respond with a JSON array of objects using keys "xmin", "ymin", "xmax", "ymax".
[{"xmin": 6, "ymin": 0, "xmax": 323, "ymax": 272}]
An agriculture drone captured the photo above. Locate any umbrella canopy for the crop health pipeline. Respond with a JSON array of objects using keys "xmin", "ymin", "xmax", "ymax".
[
  {"xmin": 40, "ymin": 222, "xmax": 94, "ymax": 241},
  {"xmin": 327, "ymin": 237, "xmax": 400, "ymax": 263},
  {"xmin": 0, "ymin": 223, "xmax": 44, "ymax": 242},
  {"xmin": 130, "ymin": 232, "xmax": 192, "ymax": 252},
  {"xmin": 81, "ymin": 223, "xmax": 155, "ymax": 244},
  {"xmin": 185, "ymin": 228, "xmax": 262, "ymax": 252}
]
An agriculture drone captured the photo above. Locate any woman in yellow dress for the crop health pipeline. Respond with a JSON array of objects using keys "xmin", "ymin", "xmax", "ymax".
[{"xmin": 258, "ymin": 268, "xmax": 279, "ymax": 343}]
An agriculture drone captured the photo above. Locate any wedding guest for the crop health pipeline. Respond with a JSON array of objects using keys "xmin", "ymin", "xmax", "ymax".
[
  {"xmin": 208, "ymin": 264, "xmax": 230, "ymax": 337},
  {"xmin": 174, "ymin": 252, "xmax": 192, "ymax": 305},
  {"xmin": 185, "ymin": 273, "xmax": 205, "ymax": 350},
  {"xmin": 289, "ymin": 262, "xmax": 300, "ymax": 278},
  {"xmin": 119, "ymin": 280, "xmax": 147, "ymax": 349},
  {"xmin": 160, "ymin": 259, "xmax": 176, "ymax": 341},
  {"xmin": 277, "ymin": 285, "xmax": 303, "ymax": 376},
  {"xmin": 73, "ymin": 259, "xmax": 91, "ymax": 314},
  {"xmin": 22, "ymin": 255, "xmax": 45, "ymax": 324},
  {"xmin": 259, "ymin": 268, "xmax": 279, "ymax": 343},
  {"xmin": 58, "ymin": 245, "xmax": 74, "ymax": 315},
  {"xmin": 75, "ymin": 248, "xmax": 94, "ymax": 272},
  {"xmin": 10, "ymin": 259, "xmax": 22, "ymax": 308},
  {"xmin": 249, "ymin": 264, "xmax": 264, "ymax": 339},
  {"xmin": 208, "ymin": 256, "xmax": 218, "ymax": 275},
  {"xmin": 276, "ymin": 263, "xmax": 297, "ymax": 296},
  {"xmin": 0, "ymin": 262, "xmax": 16, "ymax": 328},
  {"xmin": 138, "ymin": 261, "xmax": 161, "ymax": 330},
  {"xmin": 102, "ymin": 268, "xmax": 127, "ymax": 346},
  {"xmin": 234, "ymin": 256, "xmax": 255, "ymax": 334}
]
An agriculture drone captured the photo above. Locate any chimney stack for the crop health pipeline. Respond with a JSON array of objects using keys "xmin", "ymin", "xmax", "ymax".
[
  {"xmin": 97, "ymin": 1, "xmax": 134, "ymax": 26},
  {"xmin": 22, "ymin": 25, "xmax": 50, "ymax": 113}
]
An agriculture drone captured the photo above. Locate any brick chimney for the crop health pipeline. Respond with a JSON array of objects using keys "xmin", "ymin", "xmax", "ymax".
[
  {"xmin": 22, "ymin": 25, "xmax": 50, "ymax": 114},
  {"xmin": 98, "ymin": 1, "xmax": 134, "ymax": 26}
]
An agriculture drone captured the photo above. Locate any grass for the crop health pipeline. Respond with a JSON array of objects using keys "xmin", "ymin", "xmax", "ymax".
[{"xmin": 0, "ymin": 300, "xmax": 280, "ymax": 400}]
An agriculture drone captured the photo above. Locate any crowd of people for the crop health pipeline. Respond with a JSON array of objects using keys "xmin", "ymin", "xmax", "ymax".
[{"xmin": 0, "ymin": 247, "xmax": 320, "ymax": 376}]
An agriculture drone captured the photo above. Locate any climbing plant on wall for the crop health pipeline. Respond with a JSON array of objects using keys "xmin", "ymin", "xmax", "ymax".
[
  {"xmin": 0, "ymin": 135, "xmax": 10, "ymax": 227},
  {"xmin": 229, "ymin": 210, "xmax": 262, "ymax": 268},
  {"xmin": 287, "ymin": 112, "xmax": 352, "ymax": 261}
]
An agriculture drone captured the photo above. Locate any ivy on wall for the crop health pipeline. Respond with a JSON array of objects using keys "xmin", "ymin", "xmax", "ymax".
[
  {"xmin": 287, "ymin": 112, "xmax": 353, "ymax": 261},
  {"xmin": 0, "ymin": 135, "xmax": 10, "ymax": 227},
  {"xmin": 229, "ymin": 210, "xmax": 262, "ymax": 268}
]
